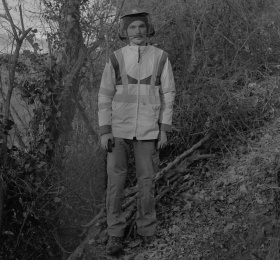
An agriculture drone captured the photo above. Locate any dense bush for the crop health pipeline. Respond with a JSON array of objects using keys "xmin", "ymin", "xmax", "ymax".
[
  {"xmin": 146, "ymin": 0, "xmax": 280, "ymax": 156},
  {"xmin": 0, "ymin": 59, "xmax": 62, "ymax": 259}
]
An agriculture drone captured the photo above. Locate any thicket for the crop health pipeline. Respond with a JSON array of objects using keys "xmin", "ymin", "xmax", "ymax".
[
  {"xmin": 1, "ymin": 0, "xmax": 280, "ymax": 259},
  {"xmin": 152, "ymin": 0, "xmax": 280, "ymax": 159},
  {"xmin": 0, "ymin": 55, "xmax": 65, "ymax": 259}
]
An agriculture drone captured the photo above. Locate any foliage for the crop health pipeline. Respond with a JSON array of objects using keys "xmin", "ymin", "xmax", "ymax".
[
  {"xmin": 0, "ymin": 149, "xmax": 59, "ymax": 259},
  {"xmin": 0, "ymin": 0, "xmax": 116, "ymax": 258},
  {"xmin": 19, "ymin": 60, "xmax": 61, "ymax": 158},
  {"xmin": 0, "ymin": 53, "xmax": 65, "ymax": 259},
  {"xmin": 2, "ymin": 0, "xmax": 280, "ymax": 259},
  {"xmin": 141, "ymin": 0, "xmax": 280, "ymax": 158},
  {"xmin": 0, "ymin": 115, "xmax": 14, "ymax": 137}
]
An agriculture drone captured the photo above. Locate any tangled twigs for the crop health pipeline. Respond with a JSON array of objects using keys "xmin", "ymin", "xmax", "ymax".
[{"xmin": 273, "ymin": 153, "xmax": 280, "ymax": 218}]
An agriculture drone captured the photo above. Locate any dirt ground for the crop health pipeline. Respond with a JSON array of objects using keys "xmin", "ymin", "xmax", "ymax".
[{"xmin": 86, "ymin": 116, "xmax": 280, "ymax": 260}]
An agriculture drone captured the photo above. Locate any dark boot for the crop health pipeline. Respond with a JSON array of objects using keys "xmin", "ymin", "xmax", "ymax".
[{"xmin": 106, "ymin": 236, "xmax": 123, "ymax": 255}]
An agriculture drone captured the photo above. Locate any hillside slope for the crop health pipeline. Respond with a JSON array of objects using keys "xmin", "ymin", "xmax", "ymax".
[{"xmin": 88, "ymin": 116, "xmax": 280, "ymax": 260}]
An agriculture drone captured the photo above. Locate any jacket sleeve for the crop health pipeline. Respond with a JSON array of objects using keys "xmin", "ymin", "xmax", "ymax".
[
  {"xmin": 159, "ymin": 56, "xmax": 176, "ymax": 132},
  {"xmin": 98, "ymin": 58, "xmax": 116, "ymax": 135}
]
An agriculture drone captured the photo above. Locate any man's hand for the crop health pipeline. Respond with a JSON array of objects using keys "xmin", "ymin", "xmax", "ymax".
[
  {"xmin": 157, "ymin": 131, "xmax": 167, "ymax": 150},
  {"xmin": 101, "ymin": 133, "xmax": 114, "ymax": 151}
]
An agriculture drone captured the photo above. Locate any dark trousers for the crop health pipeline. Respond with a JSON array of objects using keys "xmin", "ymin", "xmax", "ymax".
[{"xmin": 106, "ymin": 137, "xmax": 159, "ymax": 237}]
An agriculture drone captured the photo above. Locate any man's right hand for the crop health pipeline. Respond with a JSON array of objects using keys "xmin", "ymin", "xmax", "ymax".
[{"xmin": 101, "ymin": 133, "xmax": 114, "ymax": 151}]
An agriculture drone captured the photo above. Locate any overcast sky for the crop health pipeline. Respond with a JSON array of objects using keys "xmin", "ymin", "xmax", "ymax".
[{"xmin": 0, "ymin": 0, "xmax": 49, "ymax": 53}]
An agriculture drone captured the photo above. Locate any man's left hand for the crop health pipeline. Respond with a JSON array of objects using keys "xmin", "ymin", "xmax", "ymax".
[{"xmin": 157, "ymin": 131, "xmax": 167, "ymax": 150}]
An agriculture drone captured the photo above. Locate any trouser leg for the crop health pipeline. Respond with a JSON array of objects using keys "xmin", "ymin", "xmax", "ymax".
[
  {"xmin": 133, "ymin": 140, "xmax": 159, "ymax": 236},
  {"xmin": 106, "ymin": 138, "xmax": 130, "ymax": 237}
]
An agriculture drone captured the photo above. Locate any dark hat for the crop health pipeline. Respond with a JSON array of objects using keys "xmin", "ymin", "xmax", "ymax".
[
  {"xmin": 118, "ymin": 9, "xmax": 155, "ymax": 41},
  {"xmin": 122, "ymin": 14, "xmax": 149, "ymax": 30}
]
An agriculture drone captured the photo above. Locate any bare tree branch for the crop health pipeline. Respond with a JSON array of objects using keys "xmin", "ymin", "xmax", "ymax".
[
  {"xmin": 0, "ymin": 13, "xmax": 36, "ymax": 52},
  {"xmin": 47, "ymin": 33, "xmax": 53, "ymax": 69},
  {"xmin": 19, "ymin": 4, "xmax": 25, "ymax": 32},
  {"xmin": 1, "ymin": 0, "xmax": 32, "ymax": 169},
  {"xmin": 2, "ymin": 0, "xmax": 19, "ymax": 40}
]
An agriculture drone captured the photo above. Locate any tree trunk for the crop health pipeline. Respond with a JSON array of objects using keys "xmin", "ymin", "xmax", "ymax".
[{"xmin": 52, "ymin": 0, "xmax": 86, "ymax": 166}]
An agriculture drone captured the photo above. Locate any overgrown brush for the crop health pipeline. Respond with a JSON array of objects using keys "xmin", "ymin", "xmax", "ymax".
[
  {"xmin": 0, "ymin": 56, "xmax": 72, "ymax": 259},
  {"xmin": 0, "ymin": 147, "xmax": 61, "ymax": 259},
  {"xmin": 150, "ymin": 0, "xmax": 280, "ymax": 155}
]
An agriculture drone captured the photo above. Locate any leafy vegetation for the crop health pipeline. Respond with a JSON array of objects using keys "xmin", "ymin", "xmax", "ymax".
[{"xmin": 1, "ymin": 0, "xmax": 280, "ymax": 259}]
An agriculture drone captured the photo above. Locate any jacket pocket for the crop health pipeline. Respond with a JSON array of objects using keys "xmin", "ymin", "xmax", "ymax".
[
  {"xmin": 138, "ymin": 104, "xmax": 160, "ymax": 126},
  {"xmin": 112, "ymin": 101, "xmax": 123, "ymax": 113}
]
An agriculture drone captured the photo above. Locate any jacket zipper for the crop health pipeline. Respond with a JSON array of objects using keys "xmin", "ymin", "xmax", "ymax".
[
  {"xmin": 138, "ymin": 46, "xmax": 141, "ymax": 63},
  {"xmin": 135, "ymin": 47, "xmax": 141, "ymax": 138}
]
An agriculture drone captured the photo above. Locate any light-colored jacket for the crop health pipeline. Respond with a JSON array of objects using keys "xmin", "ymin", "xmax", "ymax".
[{"xmin": 98, "ymin": 44, "xmax": 175, "ymax": 140}]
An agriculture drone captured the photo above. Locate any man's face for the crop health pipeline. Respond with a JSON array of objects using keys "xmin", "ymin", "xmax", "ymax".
[{"xmin": 127, "ymin": 20, "xmax": 148, "ymax": 46}]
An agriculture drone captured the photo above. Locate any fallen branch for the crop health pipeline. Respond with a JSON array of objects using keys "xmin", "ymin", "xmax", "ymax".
[{"xmin": 155, "ymin": 132, "xmax": 213, "ymax": 180}]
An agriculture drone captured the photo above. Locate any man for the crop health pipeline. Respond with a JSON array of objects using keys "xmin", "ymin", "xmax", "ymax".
[{"xmin": 98, "ymin": 8, "xmax": 175, "ymax": 255}]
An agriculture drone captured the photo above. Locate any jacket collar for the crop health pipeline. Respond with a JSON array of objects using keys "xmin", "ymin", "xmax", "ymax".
[{"xmin": 127, "ymin": 44, "xmax": 150, "ymax": 54}]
